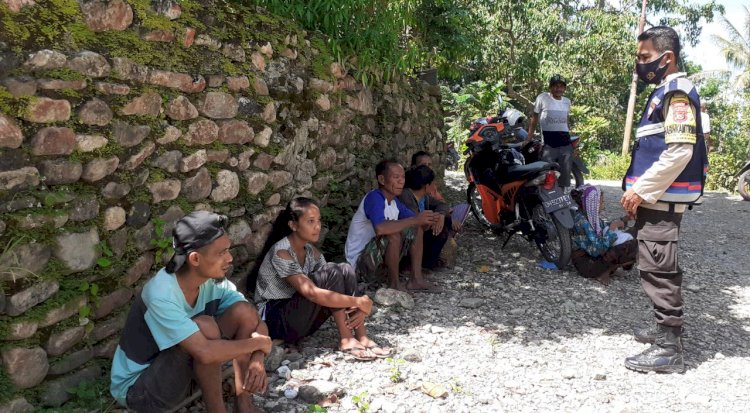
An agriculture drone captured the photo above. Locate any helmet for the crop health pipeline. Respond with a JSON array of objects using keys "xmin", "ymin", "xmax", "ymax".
[
  {"xmin": 502, "ymin": 108, "xmax": 525, "ymax": 127},
  {"xmin": 499, "ymin": 148, "xmax": 525, "ymax": 167},
  {"xmin": 549, "ymin": 74, "xmax": 567, "ymax": 87}
]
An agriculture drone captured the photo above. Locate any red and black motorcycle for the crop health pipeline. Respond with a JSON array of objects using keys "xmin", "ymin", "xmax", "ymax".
[{"xmin": 463, "ymin": 114, "xmax": 573, "ymax": 268}]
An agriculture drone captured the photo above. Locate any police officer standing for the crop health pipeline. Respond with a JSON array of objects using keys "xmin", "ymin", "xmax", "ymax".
[{"xmin": 621, "ymin": 26, "xmax": 708, "ymax": 373}]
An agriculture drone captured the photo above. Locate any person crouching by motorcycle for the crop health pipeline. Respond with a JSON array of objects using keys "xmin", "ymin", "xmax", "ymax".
[
  {"xmin": 569, "ymin": 185, "xmax": 637, "ymax": 286},
  {"xmin": 399, "ymin": 165, "xmax": 457, "ymax": 272},
  {"xmin": 525, "ymin": 74, "xmax": 574, "ymax": 190}
]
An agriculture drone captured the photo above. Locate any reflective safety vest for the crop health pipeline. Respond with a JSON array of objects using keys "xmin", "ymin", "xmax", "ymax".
[{"xmin": 623, "ymin": 76, "xmax": 709, "ymax": 205}]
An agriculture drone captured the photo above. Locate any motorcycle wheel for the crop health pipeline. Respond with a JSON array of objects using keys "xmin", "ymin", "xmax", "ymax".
[
  {"xmin": 739, "ymin": 170, "xmax": 750, "ymax": 201},
  {"xmin": 531, "ymin": 204, "xmax": 572, "ymax": 268},
  {"xmin": 572, "ymin": 166, "xmax": 585, "ymax": 188},
  {"xmin": 467, "ymin": 182, "xmax": 502, "ymax": 231}
]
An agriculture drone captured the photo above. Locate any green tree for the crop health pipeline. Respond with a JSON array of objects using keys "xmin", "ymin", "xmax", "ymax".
[{"xmin": 711, "ymin": 6, "xmax": 750, "ymax": 88}]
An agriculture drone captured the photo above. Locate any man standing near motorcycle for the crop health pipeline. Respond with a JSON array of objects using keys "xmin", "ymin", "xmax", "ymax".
[
  {"xmin": 525, "ymin": 74, "xmax": 573, "ymax": 190},
  {"xmin": 620, "ymin": 26, "xmax": 708, "ymax": 374}
]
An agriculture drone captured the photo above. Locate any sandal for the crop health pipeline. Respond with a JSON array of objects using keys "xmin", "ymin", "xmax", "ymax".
[
  {"xmin": 365, "ymin": 345, "xmax": 394, "ymax": 358},
  {"xmin": 338, "ymin": 347, "xmax": 376, "ymax": 361}
]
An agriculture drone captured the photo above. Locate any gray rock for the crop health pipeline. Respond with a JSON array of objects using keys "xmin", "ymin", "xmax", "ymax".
[
  {"xmin": 24, "ymin": 49, "xmax": 66, "ymax": 70},
  {"xmin": 112, "ymin": 121, "xmax": 150, "ymax": 147},
  {"xmin": 67, "ymin": 50, "xmax": 111, "ymax": 77},
  {"xmin": 39, "ymin": 159, "xmax": 83, "ymax": 185},
  {"xmin": 68, "ymin": 196, "xmax": 99, "ymax": 221},
  {"xmin": 38, "ymin": 295, "xmax": 87, "ymax": 327},
  {"xmin": 264, "ymin": 345, "xmax": 285, "ymax": 372},
  {"xmin": 123, "ymin": 140, "xmax": 156, "ymax": 170},
  {"xmin": 93, "ymin": 338, "xmax": 118, "ymax": 359},
  {"xmin": 44, "ymin": 326, "xmax": 86, "ymax": 356},
  {"xmin": 180, "ymin": 149, "xmax": 207, "ymax": 172},
  {"xmin": 0, "ymin": 197, "xmax": 36, "ymax": 213},
  {"xmin": 127, "ymin": 201, "xmax": 151, "ymax": 228},
  {"xmin": 402, "ymin": 350, "xmax": 422, "ymax": 362},
  {"xmin": 0, "ymin": 397, "xmax": 34, "ymax": 413},
  {"xmin": 297, "ymin": 380, "xmax": 345, "ymax": 403},
  {"xmin": 1, "ymin": 347, "xmax": 49, "ymax": 389},
  {"xmin": 148, "ymin": 179, "xmax": 181, "ymax": 203},
  {"xmin": 81, "ymin": 156, "xmax": 119, "ymax": 182},
  {"xmin": 198, "ymin": 92, "xmax": 238, "ymax": 119},
  {"xmin": 373, "ymin": 288, "xmax": 415, "ymax": 309},
  {"xmin": 5, "ymin": 280, "xmax": 59, "ymax": 316},
  {"xmin": 91, "ymin": 313, "xmax": 126, "ymax": 342},
  {"xmin": 210, "ymin": 170, "xmax": 239, "ymax": 202},
  {"xmin": 245, "ymin": 171, "xmax": 269, "ymax": 195},
  {"xmin": 182, "ymin": 167, "xmax": 212, "ymax": 201},
  {"xmin": 166, "ymin": 95, "xmax": 198, "ymax": 120},
  {"xmin": 133, "ymin": 221, "xmax": 155, "ymax": 251},
  {"xmin": 152, "ymin": 150, "xmax": 182, "ymax": 173},
  {"xmin": 78, "ymin": 98, "xmax": 113, "ymax": 126},
  {"xmin": 124, "ymin": 252, "xmax": 154, "ymax": 286},
  {"xmin": 93, "ymin": 288, "xmax": 132, "ymax": 319},
  {"xmin": 459, "ymin": 298, "xmax": 483, "ymax": 309},
  {"xmin": 47, "ymin": 348, "xmax": 93, "ymax": 376},
  {"xmin": 4, "ymin": 320, "xmax": 38, "ymax": 341},
  {"xmin": 0, "ymin": 167, "xmax": 40, "ymax": 191},
  {"xmin": 40, "ymin": 365, "xmax": 102, "ymax": 407},
  {"xmin": 0, "ymin": 242, "xmax": 50, "ymax": 282},
  {"xmin": 75, "ymin": 134, "xmax": 108, "ymax": 152},
  {"xmin": 101, "ymin": 181, "xmax": 131, "ymax": 199},
  {"xmin": 108, "ymin": 228, "xmax": 128, "ymax": 258},
  {"xmin": 104, "ymin": 206, "xmax": 126, "ymax": 231},
  {"xmin": 228, "ymin": 219, "xmax": 252, "ymax": 247},
  {"xmin": 54, "ymin": 228, "xmax": 100, "ymax": 272}
]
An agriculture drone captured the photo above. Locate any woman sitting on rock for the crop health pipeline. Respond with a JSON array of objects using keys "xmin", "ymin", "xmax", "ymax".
[
  {"xmin": 570, "ymin": 185, "xmax": 637, "ymax": 285},
  {"xmin": 247, "ymin": 197, "xmax": 392, "ymax": 361}
]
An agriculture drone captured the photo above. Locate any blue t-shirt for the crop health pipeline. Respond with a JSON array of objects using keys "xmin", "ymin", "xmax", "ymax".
[
  {"xmin": 110, "ymin": 269, "xmax": 246, "ymax": 406},
  {"xmin": 345, "ymin": 189, "xmax": 415, "ymax": 266}
]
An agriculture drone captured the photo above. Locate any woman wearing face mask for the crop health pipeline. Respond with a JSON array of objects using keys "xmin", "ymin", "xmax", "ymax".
[{"xmin": 247, "ymin": 197, "xmax": 393, "ymax": 361}]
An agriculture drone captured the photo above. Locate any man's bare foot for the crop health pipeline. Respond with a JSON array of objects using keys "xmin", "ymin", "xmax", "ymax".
[
  {"xmin": 234, "ymin": 393, "xmax": 264, "ymax": 413},
  {"xmin": 406, "ymin": 280, "xmax": 443, "ymax": 293},
  {"xmin": 388, "ymin": 281, "xmax": 408, "ymax": 292}
]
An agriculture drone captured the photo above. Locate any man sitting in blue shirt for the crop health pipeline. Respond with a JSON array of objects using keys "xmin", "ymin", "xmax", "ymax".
[
  {"xmin": 110, "ymin": 211, "xmax": 272, "ymax": 413},
  {"xmin": 345, "ymin": 159, "xmax": 438, "ymax": 292}
]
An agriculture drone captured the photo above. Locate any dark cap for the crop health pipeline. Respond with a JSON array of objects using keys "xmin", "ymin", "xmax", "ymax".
[
  {"xmin": 166, "ymin": 211, "xmax": 228, "ymax": 273},
  {"xmin": 549, "ymin": 74, "xmax": 567, "ymax": 87}
]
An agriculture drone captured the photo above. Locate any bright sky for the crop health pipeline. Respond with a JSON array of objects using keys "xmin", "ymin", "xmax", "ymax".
[{"xmin": 684, "ymin": 0, "xmax": 748, "ymax": 73}]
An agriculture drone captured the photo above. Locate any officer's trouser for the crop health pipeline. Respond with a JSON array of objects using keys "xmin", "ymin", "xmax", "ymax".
[{"xmin": 634, "ymin": 207, "xmax": 684, "ymax": 327}]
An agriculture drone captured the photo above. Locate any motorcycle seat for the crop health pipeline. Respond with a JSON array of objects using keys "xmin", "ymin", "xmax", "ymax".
[{"xmin": 504, "ymin": 161, "xmax": 553, "ymax": 181}]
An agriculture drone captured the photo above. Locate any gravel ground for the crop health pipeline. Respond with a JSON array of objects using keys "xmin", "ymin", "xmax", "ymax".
[{"xmin": 187, "ymin": 173, "xmax": 750, "ymax": 413}]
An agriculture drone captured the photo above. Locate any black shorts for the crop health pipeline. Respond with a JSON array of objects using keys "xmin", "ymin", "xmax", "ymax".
[{"xmin": 125, "ymin": 346, "xmax": 196, "ymax": 412}]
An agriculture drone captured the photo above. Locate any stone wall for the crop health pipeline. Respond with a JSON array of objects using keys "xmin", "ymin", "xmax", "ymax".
[{"xmin": 0, "ymin": 0, "xmax": 445, "ymax": 409}]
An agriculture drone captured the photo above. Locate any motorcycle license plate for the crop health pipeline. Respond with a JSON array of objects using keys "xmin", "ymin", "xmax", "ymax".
[{"xmin": 540, "ymin": 190, "xmax": 573, "ymax": 213}]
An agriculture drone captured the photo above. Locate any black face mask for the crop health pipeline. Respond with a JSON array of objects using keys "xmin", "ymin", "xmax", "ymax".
[{"xmin": 636, "ymin": 52, "xmax": 669, "ymax": 85}]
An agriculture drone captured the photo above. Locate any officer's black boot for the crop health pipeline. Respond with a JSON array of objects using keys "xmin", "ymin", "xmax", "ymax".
[
  {"xmin": 634, "ymin": 323, "xmax": 685, "ymax": 344},
  {"xmin": 625, "ymin": 324, "xmax": 685, "ymax": 373}
]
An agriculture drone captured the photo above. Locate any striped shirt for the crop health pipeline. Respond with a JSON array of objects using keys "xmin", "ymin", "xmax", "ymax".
[{"xmin": 253, "ymin": 237, "xmax": 326, "ymax": 316}]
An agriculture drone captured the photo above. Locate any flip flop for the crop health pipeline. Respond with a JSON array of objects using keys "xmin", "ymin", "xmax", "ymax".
[
  {"xmin": 338, "ymin": 347, "xmax": 376, "ymax": 361},
  {"xmin": 365, "ymin": 345, "xmax": 394, "ymax": 358}
]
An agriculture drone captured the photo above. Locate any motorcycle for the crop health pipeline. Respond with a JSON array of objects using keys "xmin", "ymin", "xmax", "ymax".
[
  {"xmin": 737, "ymin": 158, "xmax": 750, "ymax": 201},
  {"xmin": 463, "ymin": 111, "xmax": 574, "ymax": 269},
  {"xmin": 479, "ymin": 104, "xmax": 588, "ymax": 188}
]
